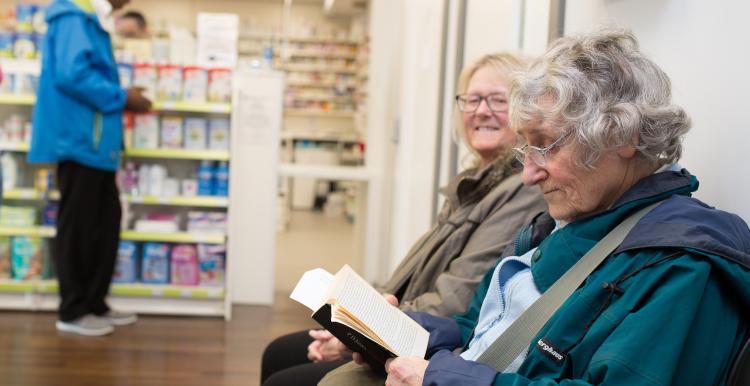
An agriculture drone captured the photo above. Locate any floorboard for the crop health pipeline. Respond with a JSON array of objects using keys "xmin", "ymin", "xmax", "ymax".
[{"xmin": 0, "ymin": 294, "xmax": 315, "ymax": 386}]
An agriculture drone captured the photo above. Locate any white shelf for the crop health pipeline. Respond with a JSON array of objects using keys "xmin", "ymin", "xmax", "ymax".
[
  {"xmin": 0, "ymin": 142, "xmax": 30, "ymax": 152},
  {"xmin": 124, "ymin": 194, "xmax": 229, "ymax": 208},
  {"xmin": 152, "ymin": 101, "xmax": 231, "ymax": 114},
  {"xmin": 0, "ymin": 226, "xmax": 225, "ymax": 244},
  {"xmin": 124, "ymin": 147, "xmax": 230, "ymax": 161},
  {"xmin": 280, "ymin": 64, "xmax": 357, "ymax": 74},
  {"xmin": 279, "ymin": 163, "xmax": 371, "ymax": 181},
  {"xmin": 0, "ymin": 94, "xmax": 36, "ymax": 105},
  {"xmin": 284, "ymin": 109, "xmax": 355, "ymax": 118},
  {"xmin": 3, "ymin": 188, "xmax": 60, "ymax": 201}
]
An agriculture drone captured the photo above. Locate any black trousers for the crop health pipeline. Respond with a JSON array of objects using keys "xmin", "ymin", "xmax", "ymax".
[
  {"xmin": 261, "ymin": 330, "xmax": 349, "ymax": 386},
  {"xmin": 55, "ymin": 161, "xmax": 121, "ymax": 322}
]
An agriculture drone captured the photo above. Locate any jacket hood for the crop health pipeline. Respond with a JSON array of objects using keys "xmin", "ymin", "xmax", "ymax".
[{"xmin": 45, "ymin": 0, "xmax": 95, "ymax": 23}]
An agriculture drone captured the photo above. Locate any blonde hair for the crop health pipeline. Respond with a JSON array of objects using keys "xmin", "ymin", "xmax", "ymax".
[{"xmin": 454, "ymin": 53, "xmax": 528, "ymax": 167}]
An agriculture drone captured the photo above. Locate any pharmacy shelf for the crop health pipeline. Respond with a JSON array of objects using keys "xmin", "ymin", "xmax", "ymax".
[
  {"xmin": 0, "ymin": 280, "xmax": 223, "ymax": 299},
  {"xmin": 288, "ymin": 51, "xmax": 357, "ymax": 59},
  {"xmin": 279, "ymin": 163, "xmax": 371, "ymax": 181},
  {"xmin": 0, "ymin": 226, "xmax": 56, "ymax": 237},
  {"xmin": 0, "ymin": 142, "xmax": 29, "ymax": 152},
  {"xmin": 120, "ymin": 230, "xmax": 225, "ymax": 244},
  {"xmin": 125, "ymin": 194, "xmax": 229, "ymax": 208},
  {"xmin": 0, "ymin": 96, "xmax": 231, "ymax": 114},
  {"xmin": 3, "ymin": 188, "xmax": 60, "ymax": 201},
  {"xmin": 0, "ymin": 226, "xmax": 225, "ymax": 244},
  {"xmin": 287, "ymin": 36, "xmax": 361, "ymax": 45},
  {"xmin": 279, "ymin": 64, "xmax": 357, "ymax": 74},
  {"xmin": 152, "ymin": 101, "xmax": 231, "ymax": 114},
  {"xmin": 0, "ymin": 94, "xmax": 35, "ymax": 105},
  {"xmin": 124, "ymin": 148, "xmax": 230, "ymax": 161},
  {"xmin": 284, "ymin": 109, "xmax": 355, "ymax": 118}
]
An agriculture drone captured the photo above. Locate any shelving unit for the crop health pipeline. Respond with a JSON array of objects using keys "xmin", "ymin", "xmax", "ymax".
[{"xmin": 0, "ymin": 58, "xmax": 235, "ymax": 319}]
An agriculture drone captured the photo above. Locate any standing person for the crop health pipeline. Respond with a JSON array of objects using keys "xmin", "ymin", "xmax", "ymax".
[
  {"xmin": 115, "ymin": 10, "xmax": 149, "ymax": 39},
  {"xmin": 261, "ymin": 53, "xmax": 548, "ymax": 385},
  {"xmin": 29, "ymin": 0, "xmax": 151, "ymax": 336},
  {"xmin": 321, "ymin": 27, "xmax": 750, "ymax": 386}
]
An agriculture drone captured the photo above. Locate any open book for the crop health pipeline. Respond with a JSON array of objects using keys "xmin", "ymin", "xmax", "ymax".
[{"xmin": 290, "ymin": 265, "xmax": 429, "ymax": 370}]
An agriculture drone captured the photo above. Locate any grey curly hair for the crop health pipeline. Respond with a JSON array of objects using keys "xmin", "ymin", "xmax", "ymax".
[{"xmin": 509, "ymin": 27, "xmax": 691, "ymax": 168}]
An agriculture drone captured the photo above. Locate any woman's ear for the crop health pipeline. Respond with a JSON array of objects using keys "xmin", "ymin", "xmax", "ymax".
[{"xmin": 617, "ymin": 145, "xmax": 637, "ymax": 159}]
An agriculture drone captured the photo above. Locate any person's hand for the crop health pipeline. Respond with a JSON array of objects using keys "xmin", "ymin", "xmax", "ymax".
[
  {"xmin": 307, "ymin": 329, "xmax": 343, "ymax": 362},
  {"xmin": 384, "ymin": 357, "xmax": 429, "ymax": 386},
  {"xmin": 125, "ymin": 86, "xmax": 152, "ymax": 112},
  {"xmin": 383, "ymin": 293, "xmax": 399, "ymax": 307}
]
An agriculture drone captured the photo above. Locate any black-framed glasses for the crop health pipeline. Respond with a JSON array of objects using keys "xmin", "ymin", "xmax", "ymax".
[
  {"xmin": 455, "ymin": 93, "xmax": 508, "ymax": 112},
  {"xmin": 512, "ymin": 130, "xmax": 572, "ymax": 167}
]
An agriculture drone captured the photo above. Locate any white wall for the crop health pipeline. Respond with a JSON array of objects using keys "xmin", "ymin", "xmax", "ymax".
[
  {"xmin": 565, "ymin": 0, "xmax": 750, "ymax": 223},
  {"xmin": 386, "ymin": 0, "xmax": 447, "ymax": 272}
]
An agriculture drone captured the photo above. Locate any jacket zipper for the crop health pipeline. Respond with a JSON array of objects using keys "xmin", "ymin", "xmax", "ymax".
[{"xmin": 93, "ymin": 112, "xmax": 101, "ymax": 150}]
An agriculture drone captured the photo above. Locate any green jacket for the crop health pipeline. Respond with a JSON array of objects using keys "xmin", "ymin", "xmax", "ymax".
[{"xmin": 421, "ymin": 169, "xmax": 750, "ymax": 385}]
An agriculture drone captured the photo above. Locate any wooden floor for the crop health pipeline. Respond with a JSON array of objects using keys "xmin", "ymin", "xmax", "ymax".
[{"xmin": 0, "ymin": 294, "xmax": 315, "ymax": 386}]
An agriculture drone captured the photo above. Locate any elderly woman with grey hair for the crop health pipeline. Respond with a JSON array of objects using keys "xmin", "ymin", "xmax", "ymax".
[{"xmin": 320, "ymin": 27, "xmax": 750, "ymax": 386}]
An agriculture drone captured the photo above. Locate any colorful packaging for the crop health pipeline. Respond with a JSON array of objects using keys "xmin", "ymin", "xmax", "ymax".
[
  {"xmin": 34, "ymin": 168, "xmax": 54, "ymax": 193},
  {"xmin": 0, "ymin": 31, "xmax": 14, "ymax": 58},
  {"xmin": 13, "ymin": 32, "xmax": 36, "ymax": 59},
  {"xmin": 31, "ymin": 5, "xmax": 47, "ymax": 34},
  {"xmin": 0, "ymin": 206, "xmax": 37, "ymax": 228},
  {"xmin": 214, "ymin": 162, "xmax": 229, "ymax": 197},
  {"xmin": 118, "ymin": 63, "xmax": 133, "ymax": 88},
  {"xmin": 0, "ymin": 237, "xmax": 11, "ymax": 279},
  {"xmin": 182, "ymin": 66, "xmax": 208, "ymax": 103},
  {"xmin": 196, "ymin": 161, "xmax": 214, "ymax": 196},
  {"xmin": 170, "ymin": 244, "xmax": 199, "ymax": 285},
  {"xmin": 122, "ymin": 112, "xmax": 135, "ymax": 148},
  {"xmin": 15, "ymin": 4, "xmax": 37, "ymax": 33},
  {"xmin": 141, "ymin": 242, "xmax": 170, "ymax": 284},
  {"xmin": 183, "ymin": 117, "xmax": 207, "ymax": 149},
  {"xmin": 11, "ymin": 236, "xmax": 43, "ymax": 280},
  {"xmin": 132, "ymin": 63, "xmax": 157, "ymax": 100},
  {"xmin": 208, "ymin": 118, "xmax": 230, "ymax": 150},
  {"xmin": 160, "ymin": 115, "xmax": 183, "ymax": 148},
  {"xmin": 197, "ymin": 244, "xmax": 225, "ymax": 287},
  {"xmin": 156, "ymin": 64, "xmax": 182, "ymax": 101},
  {"xmin": 42, "ymin": 202, "xmax": 58, "ymax": 226},
  {"xmin": 113, "ymin": 241, "xmax": 138, "ymax": 283},
  {"xmin": 33, "ymin": 33, "xmax": 45, "ymax": 58},
  {"xmin": 133, "ymin": 113, "xmax": 159, "ymax": 148},
  {"xmin": 207, "ymin": 68, "xmax": 232, "ymax": 103}
]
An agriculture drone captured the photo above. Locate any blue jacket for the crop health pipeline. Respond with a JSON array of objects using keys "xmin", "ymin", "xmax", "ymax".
[
  {"xmin": 413, "ymin": 169, "xmax": 750, "ymax": 385},
  {"xmin": 29, "ymin": 0, "xmax": 126, "ymax": 171}
]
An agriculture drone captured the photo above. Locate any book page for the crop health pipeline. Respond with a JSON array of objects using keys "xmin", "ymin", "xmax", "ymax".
[
  {"xmin": 327, "ymin": 265, "xmax": 429, "ymax": 358},
  {"xmin": 289, "ymin": 268, "xmax": 334, "ymax": 311}
]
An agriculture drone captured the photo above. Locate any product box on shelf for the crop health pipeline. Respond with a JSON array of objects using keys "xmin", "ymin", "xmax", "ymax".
[
  {"xmin": 207, "ymin": 68, "xmax": 231, "ymax": 103},
  {"xmin": 182, "ymin": 66, "xmax": 208, "ymax": 103},
  {"xmin": 170, "ymin": 244, "xmax": 199, "ymax": 285},
  {"xmin": 118, "ymin": 63, "xmax": 133, "ymax": 88},
  {"xmin": 160, "ymin": 115, "xmax": 183, "ymax": 148},
  {"xmin": 184, "ymin": 117, "xmax": 207, "ymax": 149},
  {"xmin": 141, "ymin": 242, "xmax": 170, "ymax": 284},
  {"xmin": 133, "ymin": 63, "xmax": 157, "ymax": 101},
  {"xmin": 197, "ymin": 243, "xmax": 225, "ymax": 287},
  {"xmin": 122, "ymin": 112, "xmax": 135, "ymax": 148},
  {"xmin": 12, "ymin": 32, "xmax": 36, "ymax": 59},
  {"xmin": 156, "ymin": 64, "xmax": 183, "ymax": 101},
  {"xmin": 133, "ymin": 113, "xmax": 159, "ymax": 148},
  {"xmin": 208, "ymin": 118, "xmax": 230, "ymax": 150},
  {"xmin": 0, "ymin": 236, "xmax": 10, "ymax": 278},
  {"xmin": 187, "ymin": 211, "xmax": 227, "ymax": 233},
  {"xmin": 42, "ymin": 202, "xmax": 58, "ymax": 226},
  {"xmin": 113, "ymin": 240, "xmax": 138, "ymax": 284},
  {"xmin": 134, "ymin": 212, "xmax": 179, "ymax": 233},
  {"xmin": 0, "ymin": 206, "xmax": 37, "ymax": 227},
  {"xmin": 196, "ymin": 161, "xmax": 214, "ymax": 196},
  {"xmin": 10, "ymin": 236, "xmax": 44, "ymax": 280}
]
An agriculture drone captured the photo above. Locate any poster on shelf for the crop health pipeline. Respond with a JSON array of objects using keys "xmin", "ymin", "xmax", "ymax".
[{"xmin": 196, "ymin": 13, "xmax": 238, "ymax": 69}]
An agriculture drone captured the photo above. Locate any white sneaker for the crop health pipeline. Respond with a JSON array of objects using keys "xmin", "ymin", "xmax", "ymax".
[
  {"xmin": 104, "ymin": 310, "xmax": 137, "ymax": 326},
  {"xmin": 56, "ymin": 315, "xmax": 114, "ymax": 336}
]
